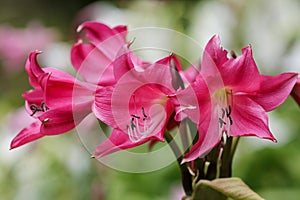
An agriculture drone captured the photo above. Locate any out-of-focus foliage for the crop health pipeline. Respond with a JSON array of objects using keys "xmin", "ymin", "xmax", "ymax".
[{"xmin": 0, "ymin": 0, "xmax": 299, "ymax": 200}]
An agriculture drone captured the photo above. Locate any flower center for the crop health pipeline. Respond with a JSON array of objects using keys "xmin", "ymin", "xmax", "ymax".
[
  {"xmin": 213, "ymin": 88, "xmax": 233, "ymax": 136},
  {"xmin": 30, "ymin": 102, "xmax": 49, "ymax": 116},
  {"xmin": 213, "ymin": 87, "xmax": 231, "ymax": 107},
  {"xmin": 127, "ymin": 105, "xmax": 166, "ymax": 143},
  {"xmin": 125, "ymin": 84, "xmax": 170, "ymax": 142}
]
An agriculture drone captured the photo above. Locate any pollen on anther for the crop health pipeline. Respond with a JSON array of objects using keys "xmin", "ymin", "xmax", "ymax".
[{"xmin": 43, "ymin": 118, "xmax": 50, "ymax": 123}]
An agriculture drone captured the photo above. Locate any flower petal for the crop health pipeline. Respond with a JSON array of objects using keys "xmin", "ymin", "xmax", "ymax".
[
  {"xmin": 22, "ymin": 89, "xmax": 44, "ymax": 107},
  {"xmin": 174, "ymin": 75, "xmax": 209, "ymax": 124},
  {"xmin": 291, "ymin": 77, "xmax": 300, "ymax": 106},
  {"xmin": 38, "ymin": 104, "xmax": 91, "ymax": 135},
  {"xmin": 201, "ymin": 35, "xmax": 228, "ymax": 78},
  {"xmin": 93, "ymin": 86, "xmax": 116, "ymax": 127},
  {"xmin": 25, "ymin": 50, "xmax": 45, "ymax": 88},
  {"xmin": 44, "ymin": 72, "xmax": 95, "ymax": 109},
  {"xmin": 220, "ymin": 46, "xmax": 261, "ymax": 93},
  {"xmin": 182, "ymin": 101, "xmax": 221, "ymax": 163},
  {"xmin": 77, "ymin": 22, "xmax": 127, "ymax": 61},
  {"xmin": 78, "ymin": 22, "xmax": 126, "ymax": 45},
  {"xmin": 10, "ymin": 121, "xmax": 44, "ymax": 149},
  {"xmin": 71, "ymin": 40, "xmax": 114, "ymax": 85},
  {"xmin": 251, "ymin": 73, "xmax": 298, "ymax": 111},
  {"xmin": 93, "ymin": 128, "xmax": 150, "ymax": 158},
  {"xmin": 230, "ymin": 95, "xmax": 276, "ymax": 142},
  {"xmin": 180, "ymin": 64, "xmax": 200, "ymax": 85}
]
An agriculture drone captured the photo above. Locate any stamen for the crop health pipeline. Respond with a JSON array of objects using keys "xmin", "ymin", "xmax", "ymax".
[
  {"xmin": 30, "ymin": 104, "xmax": 42, "ymax": 116},
  {"xmin": 230, "ymin": 50, "xmax": 237, "ymax": 59},
  {"xmin": 41, "ymin": 102, "xmax": 49, "ymax": 112},
  {"xmin": 225, "ymin": 105, "xmax": 231, "ymax": 116},
  {"xmin": 127, "ymin": 107, "xmax": 153, "ymax": 142},
  {"xmin": 218, "ymin": 118, "xmax": 226, "ymax": 128},
  {"xmin": 127, "ymin": 37, "xmax": 136, "ymax": 48},
  {"xmin": 221, "ymin": 108, "xmax": 225, "ymax": 119},
  {"xmin": 130, "ymin": 118, "xmax": 136, "ymax": 130},
  {"xmin": 225, "ymin": 105, "xmax": 233, "ymax": 125},
  {"xmin": 43, "ymin": 118, "xmax": 50, "ymax": 123},
  {"xmin": 131, "ymin": 114, "xmax": 140, "ymax": 119},
  {"xmin": 222, "ymin": 131, "xmax": 227, "ymax": 145},
  {"xmin": 29, "ymin": 102, "xmax": 49, "ymax": 116},
  {"xmin": 142, "ymin": 107, "xmax": 147, "ymax": 121}
]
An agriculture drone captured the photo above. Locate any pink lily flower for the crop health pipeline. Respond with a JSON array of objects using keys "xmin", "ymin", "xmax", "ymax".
[
  {"xmin": 10, "ymin": 51, "xmax": 95, "ymax": 149},
  {"xmin": 92, "ymin": 53, "xmax": 182, "ymax": 157},
  {"xmin": 291, "ymin": 77, "xmax": 300, "ymax": 106},
  {"xmin": 71, "ymin": 21, "xmax": 127, "ymax": 85},
  {"xmin": 179, "ymin": 35, "xmax": 298, "ymax": 163},
  {"xmin": 11, "ymin": 22, "xmax": 130, "ymax": 149}
]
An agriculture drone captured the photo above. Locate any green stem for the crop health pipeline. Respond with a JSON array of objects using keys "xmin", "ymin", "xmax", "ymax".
[
  {"xmin": 230, "ymin": 136, "xmax": 240, "ymax": 159},
  {"xmin": 220, "ymin": 137, "xmax": 233, "ymax": 178},
  {"xmin": 165, "ymin": 131, "xmax": 193, "ymax": 196},
  {"xmin": 180, "ymin": 119, "xmax": 190, "ymax": 154}
]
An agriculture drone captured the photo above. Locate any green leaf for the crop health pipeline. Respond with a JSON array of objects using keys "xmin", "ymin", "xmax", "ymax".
[{"xmin": 191, "ymin": 177, "xmax": 265, "ymax": 200}]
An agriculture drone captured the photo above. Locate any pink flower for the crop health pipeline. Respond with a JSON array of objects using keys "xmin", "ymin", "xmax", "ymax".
[
  {"xmin": 0, "ymin": 22, "xmax": 58, "ymax": 73},
  {"xmin": 179, "ymin": 35, "xmax": 298, "ymax": 163},
  {"xmin": 10, "ymin": 51, "xmax": 95, "ymax": 149},
  {"xmin": 11, "ymin": 22, "xmax": 131, "ymax": 149},
  {"xmin": 291, "ymin": 77, "xmax": 300, "ymax": 106},
  {"xmin": 71, "ymin": 21, "xmax": 127, "ymax": 85},
  {"xmin": 92, "ymin": 53, "xmax": 180, "ymax": 157}
]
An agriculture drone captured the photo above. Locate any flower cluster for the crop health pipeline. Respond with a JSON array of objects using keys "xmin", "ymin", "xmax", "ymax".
[{"xmin": 10, "ymin": 22, "xmax": 298, "ymax": 165}]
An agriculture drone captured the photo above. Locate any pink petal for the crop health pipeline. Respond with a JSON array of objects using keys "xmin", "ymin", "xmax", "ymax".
[
  {"xmin": 22, "ymin": 89, "xmax": 44, "ymax": 106},
  {"xmin": 44, "ymin": 73, "xmax": 94, "ymax": 109},
  {"xmin": 158, "ymin": 54, "xmax": 185, "ymax": 90},
  {"xmin": 26, "ymin": 51, "xmax": 45, "ymax": 88},
  {"xmin": 182, "ymin": 101, "xmax": 221, "ymax": 163},
  {"xmin": 201, "ymin": 35, "xmax": 228, "ymax": 78},
  {"xmin": 230, "ymin": 95, "xmax": 276, "ymax": 142},
  {"xmin": 251, "ymin": 73, "xmax": 298, "ymax": 111},
  {"xmin": 220, "ymin": 46, "xmax": 261, "ymax": 93},
  {"xmin": 78, "ymin": 22, "xmax": 126, "ymax": 45},
  {"xmin": 108, "ymin": 64, "xmax": 174, "ymax": 133},
  {"xmin": 71, "ymin": 40, "xmax": 114, "ymax": 85},
  {"xmin": 77, "ymin": 22, "xmax": 127, "ymax": 61},
  {"xmin": 38, "ymin": 104, "xmax": 91, "ymax": 135},
  {"xmin": 113, "ymin": 50, "xmax": 149, "ymax": 82},
  {"xmin": 44, "ymin": 67, "xmax": 80, "ymax": 83},
  {"xmin": 291, "ymin": 77, "xmax": 300, "ymax": 106},
  {"xmin": 174, "ymin": 75, "xmax": 209, "ymax": 123},
  {"xmin": 93, "ymin": 128, "xmax": 150, "ymax": 158},
  {"xmin": 180, "ymin": 64, "xmax": 200, "ymax": 85},
  {"xmin": 112, "ymin": 25, "xmax": 127, "ymax": 36},
  {"xmin": 93, "ymin": 86, "xmax": 116, "ymax": 127},
  {"xmin": 10, "ymin": 121, "xmax": 44, "ymax": 149}
]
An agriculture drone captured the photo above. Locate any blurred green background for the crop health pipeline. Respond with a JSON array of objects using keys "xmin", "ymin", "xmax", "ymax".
[{"xmin": 0, "ymin": 0, "xmax": 299, "ymax": 199}]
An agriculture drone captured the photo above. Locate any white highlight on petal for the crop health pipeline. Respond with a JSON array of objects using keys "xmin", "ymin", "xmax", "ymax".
[{"xmin": 176, "ymin": 105, "xmax": 197, "ymax": 114}]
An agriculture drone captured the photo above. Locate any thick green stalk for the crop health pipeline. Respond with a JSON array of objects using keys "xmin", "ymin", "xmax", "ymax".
[{"xmin": 165, "ymin": 131, "xmax": 193, "ymax": 195}]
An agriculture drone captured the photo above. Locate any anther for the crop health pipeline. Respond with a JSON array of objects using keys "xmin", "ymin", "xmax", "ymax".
[
  {"xmin": 226, "ymin": 106, "xmax": 233, "ymax": 125},
  {"xmin": 142, "ymin": 107, "xmax": 147, "ymax": 120},
  {"xmin": 130, "ymin": 118, "xmax": 136, "ymax": 130},
  {"xmin": 43, "ymin": 118, "xmax": 50, "ymax": 123},
  {"xmin": 131, "ymin": 114, "xmax": 140, "ymax": 119},
  {"xmin": 127, "ymin": 37, "xmax": 136, "ymax": 48},
  {"xmin": 221, "ymin": 108, "xmax": 225, "ymax": 119},
  {"xmin": 41, "ymin": 102, "xmax": 49, "ymax": 112},
  {"xmin": 29, "ymin": 102, "xmax": 49, "ymax": 116},
  {"xmin": 30, "ymin": 104, "xmax": 42, "ymax": 116},
  {"xmin": 218, "ymin": 118, "xmax": 226, "ymax": 128},
  {"xmin": 226, "ymin": 105, "xmax": 231, "ymax": 116},
  {"xmin": 230, "ymin": 50, "xmax": 237, "ymax": 59}
]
